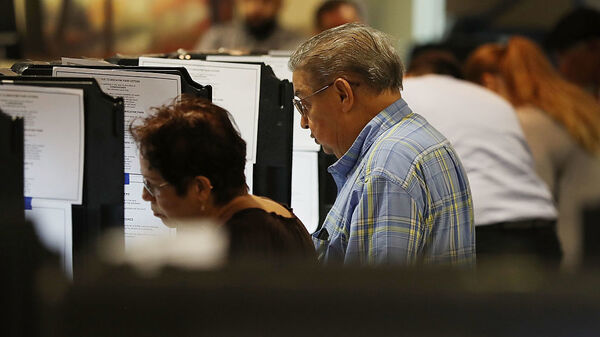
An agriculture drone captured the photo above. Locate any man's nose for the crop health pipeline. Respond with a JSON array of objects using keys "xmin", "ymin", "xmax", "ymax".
[{"xmin": 300, "ymin": 114, "xmax": 309, "ymax": 129}]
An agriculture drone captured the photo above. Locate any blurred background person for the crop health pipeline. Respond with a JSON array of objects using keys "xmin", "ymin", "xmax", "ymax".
[
  {"xmin": 130, "ymin": 96, "xmax": 315, "ymax": 263},
  {"xmin": 402, "ymin": 49, "xmax": 558, "ymax": 267},
  {"xmin": 465, "ymin": 36, "xmax": 600, "ymax": 269},
  {"xmin": 405, "ymin": 47, "xmax": 463, "ymax": 79},
  {"xmin": 545, "ymin": 6, "xmax": 600, "ymax": 102},
  {"xmin": 194, "ymin": 0, "xmax": 305, "ymax": 52},
  {"xmin": 314, "ymin": 0, "xmax": 364, "ymax": 33}
]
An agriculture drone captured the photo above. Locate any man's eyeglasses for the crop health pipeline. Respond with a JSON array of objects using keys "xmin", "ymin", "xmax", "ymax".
[
  {"xmin": 293, "ymin": 82, "xmax": 333, "ymax": 117},
  {"xmin": 143, "ymin": 178, "xmax": 169, "ymax": 197}
]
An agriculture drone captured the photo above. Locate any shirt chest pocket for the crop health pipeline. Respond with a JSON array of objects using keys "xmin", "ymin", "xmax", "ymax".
[{"xmin": 312, "ymin": 227, "xmax": 330, "ymax": 262}]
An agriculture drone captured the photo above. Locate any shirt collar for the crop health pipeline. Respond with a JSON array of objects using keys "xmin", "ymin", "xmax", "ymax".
[{"xmin": 328, "ymin": 98, "xmax": 412, "ymax": 189}]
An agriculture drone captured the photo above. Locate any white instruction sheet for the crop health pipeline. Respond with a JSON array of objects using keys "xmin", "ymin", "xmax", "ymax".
[
  {"xmin": 52, "ymin": 67, "xmax": 181, "ymax": 173},
  {"xmin": 205, "ymin": 54, "xmax": 319, "ymax": 152},
  {"xmin": 291, "ymin": 151, "xmax": 320, "ymax": 233},
  {"xmin": 53, "ymin": 67, "xmax": 182, "ymax": 247},
  {"xmin": 139, "ymin": 57, "xmax": 261, "ymax": 164},
  {"xmin": 124, "ymin": 173, "xmax": 175, "ymax": 248},
  {"xmin": 26, "ymin": 198, "xmax": 73, "ymax": 279},
  {"xmin": 0, "ymin": 85, "xmax": 84, "ymax": 204}
]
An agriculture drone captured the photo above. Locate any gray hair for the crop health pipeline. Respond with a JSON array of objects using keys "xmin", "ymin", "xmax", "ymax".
[{"xmin": 289, "ymin": 23, "xmax": 403, "ymax": 92}]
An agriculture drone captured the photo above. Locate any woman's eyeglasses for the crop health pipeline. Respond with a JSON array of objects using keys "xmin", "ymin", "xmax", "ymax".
[{"xmin": 143, "ymin": 178, "xmax": 169, "ymax": 197}]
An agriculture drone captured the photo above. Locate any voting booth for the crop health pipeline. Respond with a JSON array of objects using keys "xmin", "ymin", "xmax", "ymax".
[
  {"xmin": 0, "ymin": 77, "xmax": 124, "ymax": 278},
  {"xmin": 6, "ymin": 57, "xmax": 298, "ymax": 279},
  {"xmin": 244, "ymin": 62, "xmax": 294, "ymax": 206},
  {"xmin": 11, "ymin": 64, "xmax": 215, "ymax": 251},
  {"xmin": 11, "ymin": 60, "xmax": 296, "ymax": 256},
  {"xmin": 136, "ymin": 57, "xmax": 295, "ymax": 206},
  {"xmin": 16, "ymin": 58, "xmax": 306, "ymax": 232},
  {"xmin": 146, "ymin": 54, "xmax": 321, "ymax": 233},
  {"xmin": 20, "ymin": 60, "xmax": 294, "ymax": 208}
]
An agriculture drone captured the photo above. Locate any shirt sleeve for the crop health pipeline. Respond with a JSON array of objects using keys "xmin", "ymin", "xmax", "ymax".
[{"xmin": 347, "ymin": 173, "xmax": 424, "ymax": 265}]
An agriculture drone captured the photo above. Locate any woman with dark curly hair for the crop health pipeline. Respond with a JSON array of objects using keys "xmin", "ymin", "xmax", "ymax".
[{"xmin": 131, "ymin": 96, "xmax": 315, "ymax": 263}]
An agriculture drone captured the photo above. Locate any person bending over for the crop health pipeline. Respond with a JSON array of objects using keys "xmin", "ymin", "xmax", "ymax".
[
  {"xmin": 403, "ymin": 49, "xmax": 558, "ymax": 267},
  {"xmin": 131, "ymin": 96, "xmax": 315, "ymax": 263},
  {"xmin": 465, "ymin": 36, "xmax": 600, "ymax": 268},
  {"xmin": 289, "ymin": 23, "xmax": 475, "ymax": 265}
]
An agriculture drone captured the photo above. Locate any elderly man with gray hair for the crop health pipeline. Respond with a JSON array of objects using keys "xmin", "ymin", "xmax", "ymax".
[{"xmin": 289, "ymin": 23, "xmax": 475, "ymax": 265}]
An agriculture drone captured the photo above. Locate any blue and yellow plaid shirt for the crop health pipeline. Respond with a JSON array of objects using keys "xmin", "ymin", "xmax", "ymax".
[{"xmin": 313, "ymin": 98, "xmax": 475, "ymax": 265}]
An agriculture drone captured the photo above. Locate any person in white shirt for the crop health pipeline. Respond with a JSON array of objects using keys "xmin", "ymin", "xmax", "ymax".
[
  {"xmin": 402, "ymin": 49, "xmax": 559, "ymax": 266},
  {"xmin": 465, "ymin": 37, "xmax": 600, "ymax": 269}
]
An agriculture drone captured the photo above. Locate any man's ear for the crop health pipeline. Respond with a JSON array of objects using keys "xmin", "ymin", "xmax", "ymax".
[
  {"xmin": 333, "ymin": 77, "xmax": 354, "ymax": 113},
  {"xmin": 191, "ymin": 176, "xmax": 213, "ymax": 202}
]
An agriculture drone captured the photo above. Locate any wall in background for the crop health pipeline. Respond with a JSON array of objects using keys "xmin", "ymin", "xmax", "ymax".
[{"xmin": 280, "ymin": 0, "xmax": 323, "ymax": 35}]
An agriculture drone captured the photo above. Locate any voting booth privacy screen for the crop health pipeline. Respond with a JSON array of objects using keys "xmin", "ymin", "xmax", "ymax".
[
  {"xmin": 136, "ymin": 57, "xmax": 295, "ymax": 209},
  {"xmin": 249, "ymin": 64, "xmax": 294, "ymax": 206},
  {"xmin": 0, "ymin": 77, "xmax": 124, "ymax": 278},
  {"xmin": 12, "ymin": 64, "xmax": 214, "ymax": 251},
  {"xmin": 0, "ymin": 110, "xmax": 24, "ymax": 225},
  {"xmin": 140, "ymin": 54, "xmax": 320, "ymax": 233},
  {"xmin": 15, "ymin": 59, "xmax": 299, "ymax": 232}
]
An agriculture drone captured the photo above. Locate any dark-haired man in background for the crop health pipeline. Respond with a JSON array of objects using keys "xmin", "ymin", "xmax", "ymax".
[
  {"xmin": 195, "ymin": 0, "xmax": 304, "ymax": 52},
  {"xmin": 315, "ymin": 0, "xmax": 364, "ymax": 33}
]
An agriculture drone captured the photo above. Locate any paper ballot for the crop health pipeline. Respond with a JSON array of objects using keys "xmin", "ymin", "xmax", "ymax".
[
  {"xmin": 138, "ymin": 57, "xmax": 261, "ymax": 164},
  {"xmin": 53, "ymin": 67, "xmax": 181, "ymax": 247},
  {"xmin": 0, "ymin": 85, "xmax": 84, "ymax": 204}
]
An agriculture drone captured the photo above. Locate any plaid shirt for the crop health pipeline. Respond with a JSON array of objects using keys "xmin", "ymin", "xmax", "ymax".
[{"xmin": 313, "ymin": 99, "xmax": 475, "ymax": 265}]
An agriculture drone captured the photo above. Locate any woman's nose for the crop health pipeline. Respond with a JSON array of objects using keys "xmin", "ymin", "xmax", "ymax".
[{"xmin": 141, "ymin": 186, "xmax": 154, "ymax": 202}]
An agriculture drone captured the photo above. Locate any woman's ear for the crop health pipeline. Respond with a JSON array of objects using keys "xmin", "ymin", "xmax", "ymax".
[
  {"xmin": 333, "ymin": 77, "xmax": 354, "ymax": 113},
  {"xmin": 191, "ymin": 176, "xmax": 213, "ymax": 201}
]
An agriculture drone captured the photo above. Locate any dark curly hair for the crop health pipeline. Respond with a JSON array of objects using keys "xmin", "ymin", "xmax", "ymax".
[{"xmin": 130, "ymin": 95, "xmax": 247, "ymax": 205}]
